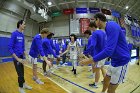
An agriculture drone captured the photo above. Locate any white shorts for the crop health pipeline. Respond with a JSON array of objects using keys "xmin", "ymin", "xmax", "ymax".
[
  {"xmin": 95, "ymin": 59, "xmax": 106, "ymax": 68},
  {"xmin": 106, "ymin": 63, "xmax": 128, "ymax": 84},
  {"xmin": 29, "ymin": 55, "xmax": 37, "ymax": 64},
  {"xmin": 48, "ymin": 54, "xmax": 54, "ymax": 59},
  {"xmin": 56, "ymin": 55, "xmax": 60, "ymax": 57},
  {"xmin": 70, "ymin": 53, "xmax": 77, "ymax": 60}
]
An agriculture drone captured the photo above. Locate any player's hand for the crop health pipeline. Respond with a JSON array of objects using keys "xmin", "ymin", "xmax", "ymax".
[
  {"xmin": 78, "ymin": 54, "xmax": 87, "ymax": 61},
  {"xmin": 60, "ymin": 53, "xmax": 63, "ymax": 56},
  {"xmin": 17, "ymin": 58, "xmax": 28, "ymax": 64},
  {"xmin": 46, "ymin": 60, "xmax": 52, "ymax": 67},
  {"xmin": 57, "ymin": 57, "xmax": 61, "ymax": 61},
  {"xmin": 79, "ymin": 57, "xmax": 93, "ymax": 66}
]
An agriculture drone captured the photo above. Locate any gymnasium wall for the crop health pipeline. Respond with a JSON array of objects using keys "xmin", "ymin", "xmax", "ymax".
[
  {"xmin": 44, "ymin": 15, "xmax": 69, "ymax": 37},
  {"xmin": 0, "ymin": 1, "xmax": 39, "ymax": 57}
]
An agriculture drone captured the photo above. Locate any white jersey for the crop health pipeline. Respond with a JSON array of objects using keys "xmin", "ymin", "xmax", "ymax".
[{"xmin": 69, "ymin": 41, "xmax": 78, "ymax": 59}]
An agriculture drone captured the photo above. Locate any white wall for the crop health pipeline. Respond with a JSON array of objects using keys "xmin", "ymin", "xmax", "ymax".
[{"xmin": 45, "ymin": 15, "xmax": 69, "ymax": 37}]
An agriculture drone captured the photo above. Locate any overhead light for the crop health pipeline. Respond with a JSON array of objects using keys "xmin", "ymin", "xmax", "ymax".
[
  {"xmin": 48, "ymin": 1, "xmax": 52, "ymax": 6},
  {"xmin": 125, "ymin": 6, "xmax": 129, "ymax": 9}
]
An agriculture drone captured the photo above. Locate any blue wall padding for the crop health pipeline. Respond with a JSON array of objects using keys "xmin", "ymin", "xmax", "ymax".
[{"xmin": 0, "ymin": 37, "xmax": 11, "ymax": 57}]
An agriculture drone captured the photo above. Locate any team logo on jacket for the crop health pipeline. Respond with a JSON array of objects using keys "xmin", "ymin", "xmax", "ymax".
[{"xmin": 17, "ymin": 36, "xmax": 23, "ymax": 42}]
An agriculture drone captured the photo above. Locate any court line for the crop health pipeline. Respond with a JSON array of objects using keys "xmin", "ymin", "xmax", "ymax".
[
  {"xmin": 25, "ymin": 65, "xmax": 71, "ymax": 93},
  {"xmin": 51, "ymin": 73, "xmax": 95, "ymax": 93},
  {"xmin": 130, "ymin": 84, "xmax": 140, "ymax": 93}
]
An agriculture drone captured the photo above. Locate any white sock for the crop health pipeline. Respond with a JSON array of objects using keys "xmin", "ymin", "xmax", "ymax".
[
  {"xmin": 94, "ymin": 82, "xmax": 98, "ymax": 85},
  {"xmin": 92, "ymin": 73, "xmax": 95, "ymax": 76}
]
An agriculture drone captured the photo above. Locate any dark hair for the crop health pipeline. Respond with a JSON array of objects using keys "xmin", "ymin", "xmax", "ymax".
[
  {"xmin": 40, "ymin": 28, "xmax": 50, "ymax": 34},
  {"xmin": 47, "ymin": 33, "xmax": 54, "ymax": 39},
  {"xmin": 84, "ymin": 30, "xmax": 91, "ymax": 35},
  {"xmin": 89, "ymin": 21, "xmax": 97, "ymax": 28},
  {"xmin": 94, "ymin": 13, "xmax": 107, "ymax": 22},
  {"xmin": 70, "ymin": 34, "xmax": 77, "ymax": 41},
  {"xmin": 17, "ymin": 20, "xmax": 24, "ymax": 28}
]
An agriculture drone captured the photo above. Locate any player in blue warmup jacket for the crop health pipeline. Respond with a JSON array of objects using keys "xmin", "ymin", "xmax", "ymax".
[
  {"xmin": 80, "ymin": 13, "xmax": 130, "ymax": 93},
  {"xmin": 42, "ymin": 37, "xmax": 58, "ymax": 76},
  {"xmin": 46, "ymin": 33, "xmax": 56, "ymax": 64},
  {"xmin": 9, "ymin": 20, "xmax": 32, "ymax": 93},
  {"xmin": 29, "ymin": 28, "xmax": 52, "ymax": 85},
  {"xmin": 83, "ymin": 22, "xmax": 107, "ymax": 88}
]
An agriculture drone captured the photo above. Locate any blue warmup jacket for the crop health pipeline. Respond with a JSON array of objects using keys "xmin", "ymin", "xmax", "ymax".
[
  {"xmin": 8, "ymin": 30, "xmax": 25, "ymax": 57},
  {"xmin": 83, "ymin": 35, "xmax": 94, "ymax": 56},
  {"xmin": 93, "ymin": 21, "xmax": 130, "ymax": 67},
  {"xmin": 55, "ymin": 43, "xmax": 60, "ymax": 55},
  {"xmin": 29, "ymin": 34, "xmax": 45, "ymax": 58},
  {"xmin": 42, "ymin": 38, "xmax": 57, "ymax": 58}
]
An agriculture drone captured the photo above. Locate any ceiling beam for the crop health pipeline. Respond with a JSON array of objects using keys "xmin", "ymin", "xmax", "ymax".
[
  {"xmin": 87, "ymin": 0, "xmax": 90, "ymax": 8},
  {"xmin": 127, "ymin": 0, "xmax": 139, "ymax": 13},
  {"xmin": 96, "ymin": 0, "xmax": 100, "ymax": 8},
  {"xmin": 51, "ymin": 0, "xmax": 60, "ymax": 10},
  {"xmin": 114, "ymin": 0, "xmax": 124, "ymax": 10},
  {"xmin": 75, "ymin": 0, "xmax": 78, "ymax": 7},
  {"xmin": 37, "ymin": 0, "xmax": 51, "ymax": 12},
  {"xmin": 65, "ymin": 0, "xmax": 69, "ymax": 9},
  {"xmin": 120, "ymin": 0, "xmax": 132, "ymax": 13}
]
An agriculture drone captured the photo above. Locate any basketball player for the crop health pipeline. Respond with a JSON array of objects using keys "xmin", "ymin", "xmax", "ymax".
[
  {"xmin": 83, "ymin": 30, "xmax": 95, "ymax": 78},
  {"xmin": 9, "ymin": 20, "xmax": 32, "ymax": 93},
  {"xmin": 80, "ymin": 13, "xmax": 130, "ymax": 93},
  {"xmin": 47, "ymin": 33, "xmax": 55, "ymax": 65},
  {"xmin": 61, "ymin": 34, "xmax": 80, "ymax": 75},
  {"xmin": 42, "ymin": 36, "xmax": 59, "ymax": 76},
  {"xmin": 29, "ymin": 28, "xmax": 52, "ymax": 84},
  {"xmin": 83, "ymin": 22, "xmax": 107, "ymax": 88}
]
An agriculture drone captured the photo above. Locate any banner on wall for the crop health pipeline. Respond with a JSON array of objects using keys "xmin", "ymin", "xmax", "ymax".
[
  {"xmin": 51, "ymin": 11, "xmax": 61, "ymax": 17},
  {"xmin": 63, "ymin": 9, "xmax": 74, "ymax": 15},
  {"xmin": 52, "ymin": 38, "xmax": 83, "ymax": 46},
  {"xmin": 89, "ymin": 8, "xmax": 100, "ymax": 13},
  {"xmin": 76, "ymin": 8, "xmax": 88, "ymax": 14},
  {"xmin": 70, "ymin": 19, "xmax": 80, "ymax": 34},
  {"xmin": 80, "ymin": 18, "xmax": 90, "ymax": 33}
]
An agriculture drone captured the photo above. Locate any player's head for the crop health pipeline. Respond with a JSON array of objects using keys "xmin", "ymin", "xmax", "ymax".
[
  {"xmin": 88, "ymin": 21, "xmax": 97, "ymax": 31},
  {"xmin": 84, "ymin": 30, "xmax": 91, "ymax": 38},
  {"xmin": 47, "ymin": 32, "xmax": 54, "ymax": 39},
  {"xmin": 70, "ymin": 34, "xmax": 77, "ymax": 42},
  {"xmin": 94, "ymin": 13, "xmax": 106, "ymax": 29},
  {"xmin": 17, "ymin": 20, "xmax": 26, "ymax": 31},
  {"xmin": 58, "ymin": 38, "xmax": 62, "ymax": 44},
  {"xmin": 40, "ymin": 28, "xmax": 50, "ymax": 38}
]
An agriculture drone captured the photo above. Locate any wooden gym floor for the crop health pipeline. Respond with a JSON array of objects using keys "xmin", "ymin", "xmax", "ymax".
[
  {"xmin": 0, "ymin": 62, "xmax": 68, "ymax": 93},
  {"xmin": 0, "ymin": 61, "xmax": 140, "ymax": 93}
]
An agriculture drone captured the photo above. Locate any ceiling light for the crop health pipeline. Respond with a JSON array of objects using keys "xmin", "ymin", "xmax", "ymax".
[
  {"xmin": 48, "ymin": 1, "xmax": 52, "ymax": 6},
  {"xmin": 125, "ymin": 6, "xmax": 129, "ymax": 9}
]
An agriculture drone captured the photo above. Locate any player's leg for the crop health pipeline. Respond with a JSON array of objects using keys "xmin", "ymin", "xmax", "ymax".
[
  {"xmin": 107, "ymin": 64, "xmax": 128, "ymax": 93},
  {"xmin": 32, "ymin": 57, "xmax": 44, "ymax": 84}
]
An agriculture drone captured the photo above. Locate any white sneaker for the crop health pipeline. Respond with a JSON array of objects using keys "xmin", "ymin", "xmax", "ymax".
[
  {"xmin": 88, "ymin": 74, "xmax": 95, "ymax": 79},
  {"xmin": 23, "ymin": 83, "xmax": 32, "ymax": 90},
  {"xmin": 19, "ymin": 88, "xmax": 25, "ymax": 93},
  {"xmin": 32, "ymin": 76, "xmax": 44, "ymax": 84},
  {"xmin": 35, "ymin": 79, "xmax": 44, "ymax": 84},
  {"xmin": 44, "ymin": 72, "xmax": 47, "ymax": 76}
]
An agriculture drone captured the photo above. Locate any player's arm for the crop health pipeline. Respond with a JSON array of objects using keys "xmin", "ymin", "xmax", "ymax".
[
  {"xmin": 60, "ymin": 45, "xmax": 70, "ymax": 56},
  {"xmin": 46, "ymin": 41, "xmax": 57, "ymax": 58},
  {"xmin": 35, "ymin": 38, "xmax": 52, "ymax": 66}
]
